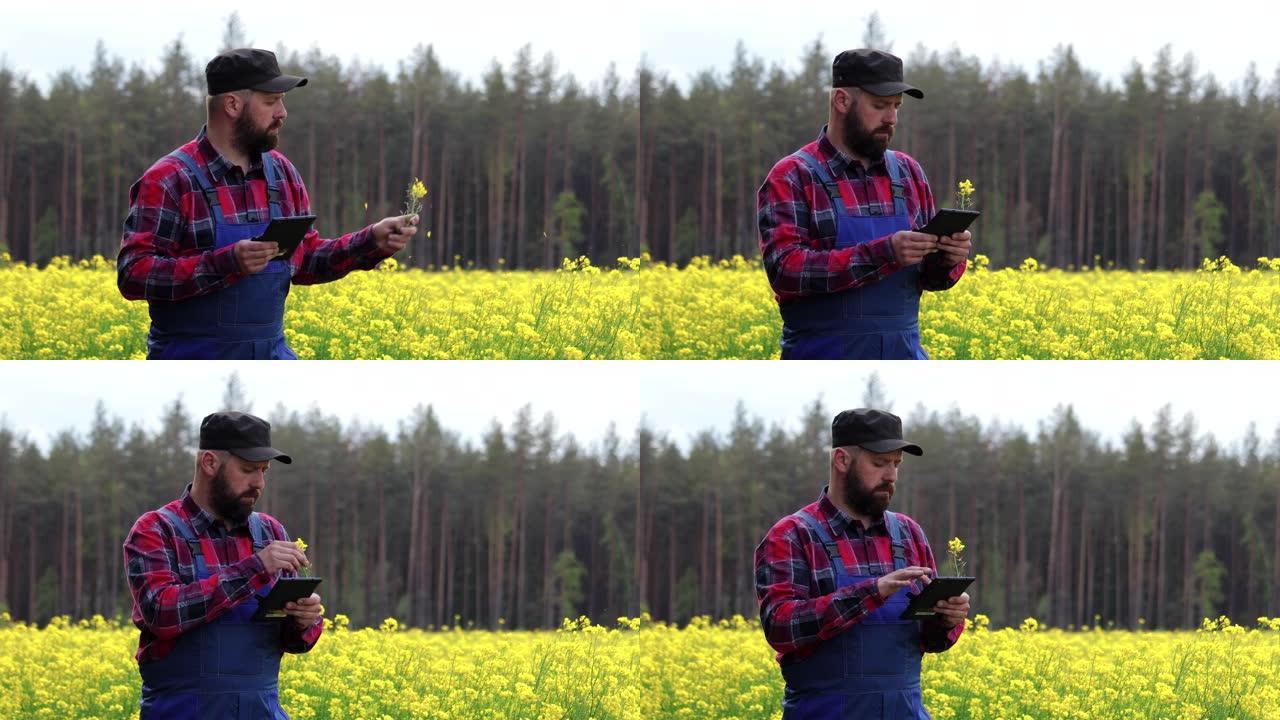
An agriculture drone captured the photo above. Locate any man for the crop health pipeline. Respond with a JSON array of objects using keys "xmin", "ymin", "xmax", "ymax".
[
  {"xmin": 124, "ymin": 411, "xmax": 323, "ymax": 719},
  {"xmin": 754, "ymin": 408, "xmax": 970, "ymax": 719},
  {"xmin": 758, "ymin": 49, "xmax": 973, "ymax": 359},
  {"xmin": 118, "ymin": 48, "xmax": 419, "ymax": 359}
]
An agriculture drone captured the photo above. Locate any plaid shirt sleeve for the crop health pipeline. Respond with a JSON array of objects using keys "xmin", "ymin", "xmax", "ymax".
[
  {"xmin": 901, "ymin": 514, "xmax": 965, "ymax": 653},
  {"xmin": 275, "ymin": 154, "xmax": 394, "ymax": 285},
  {"xmin": 758, "ymin": 157, "xmax": 903, "ymax": 303},
  {"xmin": 902, "ymin": 154, "xmax": 967, "ymax": 292},
  {"xmin": 257, "ymin": 513, "xmax": 324, "ymax": 653},
  {"xmin": 124, "ymin": 509, "xmax": 274, "ymax": 641},
  {"xmin": 754, "ymin": 516, "xmax": 887, "ymax": 659},
  {"xmin": 117, "ymin": 160, "xmax": 245, "ymax": 302}
]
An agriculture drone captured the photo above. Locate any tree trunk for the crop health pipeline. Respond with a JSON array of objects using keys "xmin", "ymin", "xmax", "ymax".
[
  {"xmin": 634, "ymin": 432, "xmax": 646, "ymax": 616},
  {"xmin": 1182, "ymin": 126, "xmax": 1196, "ymax": 267},
  {"xmin": 1016, "ymin": 119, "xmax": 1028, "ymax": 261},
  {"xmin": 434, "ymin": 492, "xmax": 450, "ymax": 627},
  {"xmin": 668, "ymin": 159, "xmax": 677, "ymax": 263},
  {"xmin": 634, "ymin": 81, "xmax": 647, "ymax": 258},
  {"xmin": 714, "ymin": 129, "xmax": 724, "ymax": 258},
  {"xmin": 1182, "ymin": 494, "xmax": 1195, "ymax": 627},
  {"xmin": 1153, "ymin": 470, "xmax": 1167, "ymax": 627},
  {"xmin": 73, "ymin": 126, "xmax": 84, "ymax": 258},
  {"xmin": 27, "ymin": 151, "xmax": 36, "ymax": 262}
]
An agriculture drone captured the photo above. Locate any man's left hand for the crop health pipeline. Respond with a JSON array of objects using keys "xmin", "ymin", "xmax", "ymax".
[
  {"xmin": 936, "ymin": 231, "xmax": 972, "ymax": 267},
  {"xmin": 372, "ymin": 214, "xmax": 419, "ymax": 255},
  {"xmin": 285, "ymin": 593, "xmax": 324, "ymax": 630},
  {"xmin": 934, "ymin": 591, "xmax": 970, "ymax": 628}
]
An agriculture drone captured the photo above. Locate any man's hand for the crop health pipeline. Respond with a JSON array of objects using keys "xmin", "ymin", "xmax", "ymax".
[
  {"xmin": 934, "ymin": 591, "xmax": 970, "ymax": 628},
  {"xmin": 372, "ymin": 214, "xmax": 419, "ymax": 255},
  {"xmin": 936, "ymin": 230, "xmax": 972, "ymax": 267},
  {"xmin": 256, "ymin": 540, "xmax": 308, "ymax": 575},
  {"xmin": 891, "ymin": 231, "xmax": 939, "ymax": 266},
  {"xmin": 285, "ymin": 593, "xmax": 323, "ymax": 630},
  {"xmin": 234, "ymin": 239, "xmax": 280, "ymax": 274},
  {"xmin": 876, "ymin": 566, "xmax": 933, "ymax": 599}
]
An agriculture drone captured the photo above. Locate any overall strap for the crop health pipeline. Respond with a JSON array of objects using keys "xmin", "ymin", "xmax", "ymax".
[
  {"xmin": 260, "ymin": 152, "xmax": 284, "ymax": 219},
  {"xmin": 792, "ymin": 508, "xmax": 852, "ymax": 585},
  {"xmin": 156, "ymin": 506, "xmax": 208, "ymax": 579},
  {"xmin": 882, "ymin": 150, "xmax": 909, "ymax": 218},
  {"xmin": 246, "ymin": 512, "xmax": 272, "ymax": 551},
  {"xmin": 882, "ymin": 511, "xmax": 910, "ymax": 571},
  {"xmin": 792, "ymin": 149, "xmax": 847, "ymax": 218},
  {"xmin": 167, "ymin": 150, "xmax": 226, "ymax": 224}
]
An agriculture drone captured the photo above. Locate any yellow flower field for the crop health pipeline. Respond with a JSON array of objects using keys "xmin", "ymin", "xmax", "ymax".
[
  {"xmin": 1, "ymin": 253, "xmax": 1277, "ymax": 359},
  {"xmin": 2, "ymin": 612, "xmax": 1278, "ymax": 719}
]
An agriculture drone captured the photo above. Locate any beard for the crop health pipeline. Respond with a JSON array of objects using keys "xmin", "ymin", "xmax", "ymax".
[
  {"xmin": 842, "ymin": 108, "xmax": 893, "ymax": 159},
  {"xmin": 841, "ymin": 463, "xmax": 894, "ymax": 517},
  {"xmin": 209, "ymin": 463, "xmax": 259, "ymax": 523},
  {"xmin": 233, "ymin": 110, "xmax": 281, "ymax": 156}
]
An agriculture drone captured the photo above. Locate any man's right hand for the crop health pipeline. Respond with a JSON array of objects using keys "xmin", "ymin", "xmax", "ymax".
[
  {"xmin": 256, "ymin": 540, "xmax": 308, "ymax": 575},
  {"xmin": 234, "ymin": 239, "xmax": 280, "ymax": 274},
  {"xmin": 890, "ymin": 231, "xmax": 939, "ymax": 266},
  {"xmin": 876, "ymin": 566, "xmax": 933, "ymax": 599}
]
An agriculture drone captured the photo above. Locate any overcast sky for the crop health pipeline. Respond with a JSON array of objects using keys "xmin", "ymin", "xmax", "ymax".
[
  {"xmin": 2, "ymin": 362, "xmax": 1275, "ymax": 455},
  {"xmin": 4, "ymin": 0, "xmax": 1278, "ymax": 94}
]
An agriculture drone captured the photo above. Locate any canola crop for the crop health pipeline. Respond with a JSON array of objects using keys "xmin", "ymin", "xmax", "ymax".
[
  {"xmin": 2, "ymin": 612, "xmax": 1278, "ymax": 719},
  {"xmin": 1, "ymin": 253, "xmax": 1277, "ymax": 359}
]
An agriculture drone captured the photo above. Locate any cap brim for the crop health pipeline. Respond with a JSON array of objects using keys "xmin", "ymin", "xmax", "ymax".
[
  {"xmin": 860, "ymin": 81, "xmax": 924, "ymax": 99},
  {"xmin": 858, "ymin": 439, "xmax": 924, "ymax": 456},
  {"xmin": 252, "ymin": 75, "xmax": 308, "ymax": 94},
  {"xmin": 230, "ymin": 447, "xmax": 293, "ymax": 464}
]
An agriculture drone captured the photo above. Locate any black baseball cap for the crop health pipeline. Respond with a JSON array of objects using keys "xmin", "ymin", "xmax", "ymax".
[
  {"xmin": 199, "ymin": 411, "xmax": 293, "ymax": 464},
  {"xmin": 206, "ymin": 48, "xmax": 308, "ymax": 96},
  {"xmin": 831, "ymin": 408, "xmax": 923, "ymax": 456},
  {"xmin": 832, "ymin": 49, "xmax": 923, "ymax": 99}
]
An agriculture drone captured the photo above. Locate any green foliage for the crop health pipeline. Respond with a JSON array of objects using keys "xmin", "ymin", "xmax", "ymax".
[
  {"xmin": 552, "ymin": 550, "xmax": 586, "ymax": 619},
  {"xmin": 1192, "ymin": 550, "xmax": 1226, "ymax": 619},
  {"xmin": 1192, "ymin": 190, "xmax": 1226, "ymax": 258},
  {"xmin": 552, "ymin": 190, "xmax": 586, "ymax": 259}
]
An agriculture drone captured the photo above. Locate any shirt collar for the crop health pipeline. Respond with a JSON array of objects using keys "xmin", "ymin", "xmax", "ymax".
[
  {"xmin": 817, "ymin": 124, "xmax": 886, "ymax": 177},
  {"xmin": 194, "ymin": 125, "xmax": 262, "ymax": 183},
  {"xmin": 818, "ymin": 485, "xmax": 886, "ymax": 537}
]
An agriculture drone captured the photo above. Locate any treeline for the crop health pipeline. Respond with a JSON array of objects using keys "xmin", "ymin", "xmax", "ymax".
[
  {"xmin": 3, "ymin": 17, "xmax": 1280, "ymax": 271},
  {"xmin": 0, "ymin": 379, "xmax": 1277, "ymax": 630}
]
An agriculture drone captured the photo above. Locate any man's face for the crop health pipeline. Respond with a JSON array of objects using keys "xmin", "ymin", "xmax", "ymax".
[
  {"xmin": 840, "ymin": 447, "xmax": 903, "ymax": 517},
  {"xmin": 232, "ymin": 91, "xmax": 287, "ymax": 156},
  {"xmin": 208, "ymin": 452, "xmax": 270, "ymax": 523},
  {"xmin": 840, "ymin": 89, "xmax": 902, "ymax": 159}
]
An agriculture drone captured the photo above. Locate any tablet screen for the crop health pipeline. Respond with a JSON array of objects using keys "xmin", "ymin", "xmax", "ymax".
[
  {"xmin": 252, "ymin": 577, "xmax": 323, "ymax": 620},
  {"xmin": 899, "ymin": 576, "xmax": 974, "ymax": 620}
]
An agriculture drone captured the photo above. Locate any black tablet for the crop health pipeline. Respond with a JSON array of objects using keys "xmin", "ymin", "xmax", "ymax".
[
  {"xmin": 899, "ymin": 576, "xmax": 974, "ymax": 620},
  {"xmin": 252, "ymin": 577, "xmax": 323, "ymax": 620},
  {"xmin": 917, "ymin": 209, "xmax": 980, "ymax": 238},
  {"xmin": 257, "ymin": 215, "xmax": 317, "ymax": 261}
]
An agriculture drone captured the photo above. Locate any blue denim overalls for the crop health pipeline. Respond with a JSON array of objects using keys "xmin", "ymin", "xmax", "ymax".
[
  {"xmin": 146, "ymin": 150, "xmax": 298, "ymax": 360},
  {"xmin": 780, "ymin": 150, "xmax": 928, "ymax": 360},
  {"xmin": 780, "ymin": 509, "xmax": 929, "ymax": 720},
  {"xmin": 139, "ymin": 508, "xmax": 288, "ymax": 720}
]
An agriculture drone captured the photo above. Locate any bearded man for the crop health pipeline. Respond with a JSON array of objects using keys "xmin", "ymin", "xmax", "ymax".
[
  {"xmin": 754, "ymin": 408, "xmax": 970, "ymax": 719},
  {"xmin": 123, "ymin": 411, "xmax": 322, "ymax": 718},
  {"xmin": 757, "ymin": 49, "xmax": 972, "ymax": 359},
  {"xmin": 118, "ymin": 48, "xmax": 419, "ymax": 359}
]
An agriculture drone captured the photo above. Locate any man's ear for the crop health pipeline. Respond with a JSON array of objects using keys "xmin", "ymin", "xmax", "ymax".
[
  {"xmin": 832, "ymin": 88, "xmax": 852, "ymax": 114},
  {"xmin": 199, "ymin": 450, "xmax": 222, "ymax": 474},
  {"xmin": 221, "ymin": 92, "xmax": 244, "ymax": 119}
]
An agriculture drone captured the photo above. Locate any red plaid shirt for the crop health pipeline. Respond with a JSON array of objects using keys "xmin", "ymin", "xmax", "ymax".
[
  {"xmin": 123, "ymin": 485, "xmax": 323, "ymax": 664},
  {"xmin": 118, "ymin": 127, "xmax": 390, "ymax": 302},
  {"xmin": 754, "ymin": 489, "xmax": 963, "ymax": 665},
  {"xmin": 757, "ymin": 127, "xmax": 966, "ymax": 304}
]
